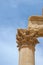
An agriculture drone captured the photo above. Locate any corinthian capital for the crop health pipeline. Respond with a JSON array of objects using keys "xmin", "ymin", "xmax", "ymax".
[{"xmin": 16, "ymin": 29, "xmax": 39, "ymax": 48}]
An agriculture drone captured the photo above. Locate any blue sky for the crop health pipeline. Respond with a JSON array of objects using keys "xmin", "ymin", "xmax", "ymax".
[{"xmin": 0, "ymin": 0, "xmax": 43, "ymax": 65}]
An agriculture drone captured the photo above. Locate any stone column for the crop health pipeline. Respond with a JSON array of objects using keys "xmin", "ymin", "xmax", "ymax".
[
  {"xmin": 16, "ymin": 29, "xmax": 39, "ymax": 65},
  {"xmin": 19, "ymin": 45, "xmax": 35, "ymax": 65}
]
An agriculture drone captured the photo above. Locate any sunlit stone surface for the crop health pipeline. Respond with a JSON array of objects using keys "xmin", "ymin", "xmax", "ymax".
[
  {"xmin": 28, "ymin": 16, "xmax": 43, "ymax": 37},
  {"xmin": 16, "ymin": 16, "xmax": 43, "ymax": 65}
]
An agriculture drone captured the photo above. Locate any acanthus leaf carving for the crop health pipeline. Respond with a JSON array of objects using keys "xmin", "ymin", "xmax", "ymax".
[{"xmin": 16, "ymin": 29, "xmax": 39, "ymax": 48}]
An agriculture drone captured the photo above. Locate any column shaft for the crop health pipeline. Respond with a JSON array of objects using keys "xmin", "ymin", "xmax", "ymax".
[{"xmin": 19, "ymin": 45, "xmax": 35, "ymax": 65}]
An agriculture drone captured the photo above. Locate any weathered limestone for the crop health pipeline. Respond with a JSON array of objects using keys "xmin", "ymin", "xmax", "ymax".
[
  {"xmin": 16, "ymin": 16, "xmax": 43, "ymax": 65},
  {"xmin": 16, "ymin": 29, "xmax": 39, "ymax": 65},
  {"xmin": 19, "ymin": 45, "xmax": 35, "ymax": 65},
  {"xmin": 28, "ymin": 16, "xmax": 43, "ymax": 37}
]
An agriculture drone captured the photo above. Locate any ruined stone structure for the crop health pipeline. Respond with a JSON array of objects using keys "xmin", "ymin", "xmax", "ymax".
[{"xmin": 16, "ymin": 16, "xmax": 43, "ymax": 65}]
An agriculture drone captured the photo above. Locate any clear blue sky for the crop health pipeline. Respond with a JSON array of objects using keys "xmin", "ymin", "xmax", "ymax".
[{"xmin": 0, "ymin": 0, "xmax": 43, "ymax": 65}]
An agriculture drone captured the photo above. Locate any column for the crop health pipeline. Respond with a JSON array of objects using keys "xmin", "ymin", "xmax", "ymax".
[
  {"xmin": 16, "ymin": 29, "xmax": 39, "ymax": 65},
  {"xmin": 19, "ymin": 45, "xmax": 35, "ymax": 65}
]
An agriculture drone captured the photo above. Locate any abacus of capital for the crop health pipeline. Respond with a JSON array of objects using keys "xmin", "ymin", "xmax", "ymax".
[{"xmin": 16, "ymin": 16, "xmax": 43, "ymax": 65}]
